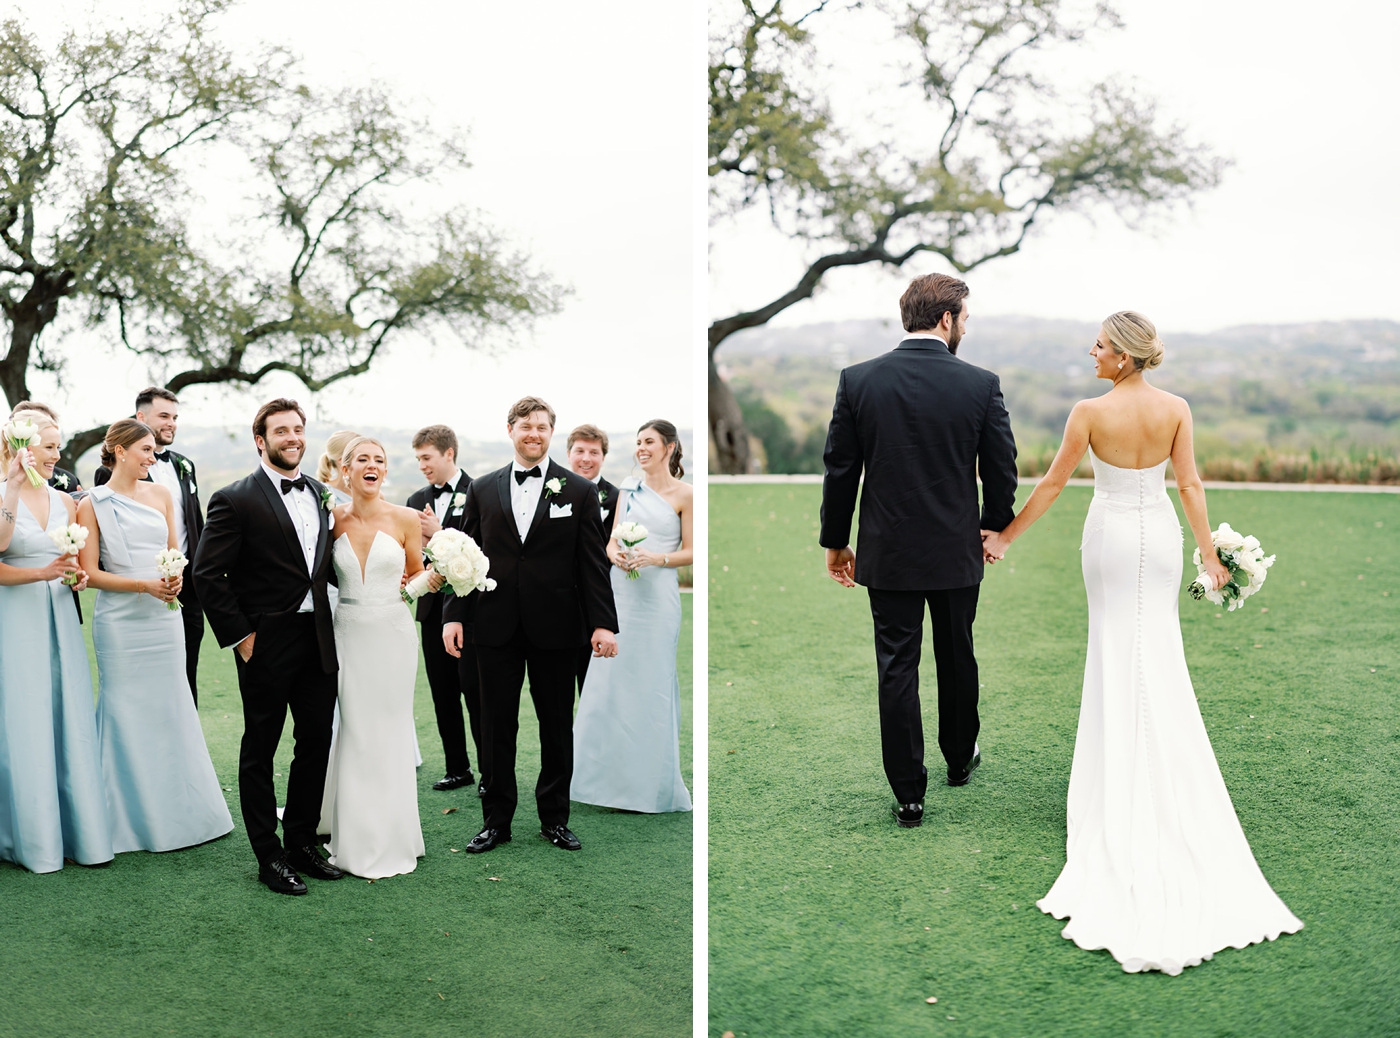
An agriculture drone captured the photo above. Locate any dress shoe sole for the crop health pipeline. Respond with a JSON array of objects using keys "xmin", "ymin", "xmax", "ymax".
[{"xmin": 891, "ymin": 807, "xmax": 923, "ymax": 828}]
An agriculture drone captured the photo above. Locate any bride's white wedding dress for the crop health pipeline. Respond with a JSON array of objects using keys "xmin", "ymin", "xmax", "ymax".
[
  {"xmin": 1036, "ymin": 450, "xmax": 1302, "ymax": 975},
  {"xmin": 319, "ymin": 530, "xmax": 424, "ymax": 878}
]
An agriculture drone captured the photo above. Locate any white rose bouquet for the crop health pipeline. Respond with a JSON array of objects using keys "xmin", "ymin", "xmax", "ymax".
[
  {"xmin": 4, "ymin": 418, "xmax": 44, "ymax": 487},
  {"xmin": 155, "ymin": 547, "xmax": 189, "ymax": 610},
  {"xmin": 1187, "ymin": 522, "xmax": 1275, "ymax": 611},
  {"xmin": 401, "ymin": 528, "xmax": 497, "ymax": 604},
  {"xmin": 48, "ymin": 523, "xmax": 88, "ymax": 585},
  {"xmin": 614, "ymin": 521, "xmax": 649, "ymax": 580}
]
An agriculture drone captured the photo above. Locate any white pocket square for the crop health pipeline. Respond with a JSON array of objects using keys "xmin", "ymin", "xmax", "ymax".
[
  {"xmin": 600, "ymin": 508, "xmax": 610, "ymax": 520},
  {"xmin": 549, "ymin": 503, "xmax": 573, "ymax": 518}
]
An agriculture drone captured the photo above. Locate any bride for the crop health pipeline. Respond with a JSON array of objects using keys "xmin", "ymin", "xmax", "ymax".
[
  {"xmin": 318, "ymin": 435, "xmax": 427, "ymax": 878},
  {"xmin": 981, "ymin": 311, "xmax": 1303, "ymax": 975}
]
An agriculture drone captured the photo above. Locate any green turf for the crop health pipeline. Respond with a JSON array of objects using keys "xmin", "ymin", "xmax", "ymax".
[
  {"xmin": 2, "ymin": 596, "xmax": 693, "ymax": 1038},
  {"xmin": 709, "ymin": 484, "xmax": 1400, "ymax": 1038}
]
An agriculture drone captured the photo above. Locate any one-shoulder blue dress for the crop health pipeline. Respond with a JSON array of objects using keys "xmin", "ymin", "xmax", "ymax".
[
  {"xmin": 0, "ymin": 483, "xmax": 112, "ymax": 872},
  {"xmin": 89, "ymin": 486, "xmax": 232, "ymax": 853}
]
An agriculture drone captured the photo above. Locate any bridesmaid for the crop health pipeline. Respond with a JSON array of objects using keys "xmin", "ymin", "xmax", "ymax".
[
  {"xmin": 571, "ymin": 420, "xmax": 693, "ymax": 813},
  {"xmin": 0, "ymin": 408, "xmax": 112, "ymax": 873},
  {"xmin": 75, "ymin": 419, "xmax": 233, "ymax": 854}
]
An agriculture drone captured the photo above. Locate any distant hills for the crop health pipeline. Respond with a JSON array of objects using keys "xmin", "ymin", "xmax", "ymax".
[{"xmin": 716, "ymin": 317, "xmax": 1400, "ymax": 475}]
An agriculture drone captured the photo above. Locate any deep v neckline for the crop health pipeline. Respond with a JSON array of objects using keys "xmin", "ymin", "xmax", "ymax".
[
  {"xmin": 338, "ymin": 528, "xmax": 391, "ymax": 583},
  {"xmin": 17, "ymin": 488, "xmax": 52, "ymax": 533}
]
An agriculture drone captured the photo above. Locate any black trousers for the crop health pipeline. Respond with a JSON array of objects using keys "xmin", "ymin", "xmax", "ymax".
[
  {"xmin": 232, "ymin": 612, "xmax": 337, "ymax": 866},
  {"xmin": 575, "ymin": 644, "xmax": 592, "ymax": 697},
  {"xmin": 180, "ymin": 584, "xmax": 204, "ymax": 707},
  {"xmin": 420, "ymin": 595, "xmax": 481, "ymax": 778},
  {"xmin": 867, "ymin": 584, "xmax": 981, "ymax": 804},
  {"xmin": 475, "ymin": 627, "xmax": 577, "ymax": 834}
]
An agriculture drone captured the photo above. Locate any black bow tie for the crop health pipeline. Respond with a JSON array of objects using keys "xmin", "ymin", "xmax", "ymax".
[
  {"xmin": 280, "ymin": 475, "xmax": 308, "ymax": 495},
  {"xmin": 154, "ymin": 450, "xmax": 172, "ymax": 463},
  {"xmin": 514, "ymin": 466, "xmax": 541, "ymax": 485},
  {"xmin": 432, "ymin": 482, "xmax": 454, "ymax": 498}
]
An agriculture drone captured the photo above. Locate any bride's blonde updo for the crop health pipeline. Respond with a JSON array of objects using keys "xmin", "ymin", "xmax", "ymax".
[
  {"xmin": 1101, "ymin": 311, "xmax": 1165, "ymax": 371},
  {"xmin": 1, "ymin": 408, "xmax": 59, "ymax": 470}
]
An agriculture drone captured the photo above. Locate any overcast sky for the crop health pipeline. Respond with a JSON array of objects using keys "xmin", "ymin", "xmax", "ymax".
[
  {"xmin": 710, "ymin": 0, "xmax": 1400, "ymax": 337},
  {"xmin": 11, "ymin": 0, "xmax": 694, "ymax": 442}
]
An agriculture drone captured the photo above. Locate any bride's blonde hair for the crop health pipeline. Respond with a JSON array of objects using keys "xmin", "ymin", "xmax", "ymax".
[
  {"xmin": 1101, "ymin": 311, "xmax": 1165, "ymax": 371},
  {"xmin": 1, "ymin": 408, "xmax": 59, "ymax": 471}
]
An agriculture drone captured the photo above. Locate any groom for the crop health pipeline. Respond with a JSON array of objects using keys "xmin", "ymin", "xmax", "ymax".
[
  {"xmin": 193, "ymin": 398, "xmax": 343, "ymax": 894},
  {"xmin": 819, "ymin": 273, "xmax": 1018, "ymax": 828},
  {"xmin": 442, "ymin": 395, "xmax": 618, "ymax": 853}
]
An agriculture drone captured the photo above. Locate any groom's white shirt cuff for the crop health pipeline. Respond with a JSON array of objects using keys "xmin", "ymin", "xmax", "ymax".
[{"xmin": 261, "ymin": 460, "xmax": 317, "ymax": 613}]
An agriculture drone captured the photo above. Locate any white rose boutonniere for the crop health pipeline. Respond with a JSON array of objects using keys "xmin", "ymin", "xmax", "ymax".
[
  {"xmin": 319, "ymin": 487, "xmax": 335, "ymax": 512},
  {"xmin": 54, "ymin": 472, "xmax": 70, "ymax": 489},
  {"xmin": 178, "ymin": 457, "xmax": 193, "ymax": 477},
  {"xmin": 544, "ymin": 476, "xmax": 565, "ymax": 498},
  {"xmin": 452, "ymin": 492, "xmax": 467, "ymax": 507}
]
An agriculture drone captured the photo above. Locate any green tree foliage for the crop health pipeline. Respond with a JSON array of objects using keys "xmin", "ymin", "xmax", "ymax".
[
  {"xmin": 708, "ymin": 0, "xmax": 1226, "ymax": 472},
  {"xmin": 0, "ymin": 3, "xmax": 561, "ymax": 466}
]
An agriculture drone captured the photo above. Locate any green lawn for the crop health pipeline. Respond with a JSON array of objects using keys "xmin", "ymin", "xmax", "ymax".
[
  {"xmin": 1, "ymin": 596, "xmax": 693, "ymax": 1038},
  {"xmin": 709, "ymin": 484, "xmax": 1399, "ymax": 1038}
]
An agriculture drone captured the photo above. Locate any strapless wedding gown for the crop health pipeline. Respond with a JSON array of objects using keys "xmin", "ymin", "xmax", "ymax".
[
  {"xmin": 1036, "ymin": 451, "xmax": 1302, "ymax": 974},
  {"xmin": 319, "ymin": 530, "xmax": 424, "ymax": 878}
]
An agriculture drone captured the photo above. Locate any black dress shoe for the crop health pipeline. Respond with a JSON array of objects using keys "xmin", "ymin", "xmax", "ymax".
[
  {"xmin": 892, "ymin": 802, "xmax": 924, "ymax": 828},
  {"xmin": 432, "ymin": 771, "xmax": 476, "ymax": 792},
  {"xmin": 287, "ymin": 845, "xmax": 344, "ymax": 881},
  {"xmin": 465, "ymin": 827, "xmax": 511, "ymax": 853},
  {"xmin": 258, "ymin": 855, "xmax": 308, "ymax": 895},
  {"xmin": 947, "ymin": 751, "xmax": 981, "ymax": 787},
  {"xmin": 540, "ymin": 824, "xmax": 581, "ymax": 850}
]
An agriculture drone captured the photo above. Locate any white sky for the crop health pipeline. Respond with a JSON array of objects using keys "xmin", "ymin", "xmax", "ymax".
[
  {"xmin": 709, "ymin": 0, "xmax": 1400, "ymax": 335},
  {"xmin": 8, "ymin": 0, "xmax": 695, "ymax": 441}
]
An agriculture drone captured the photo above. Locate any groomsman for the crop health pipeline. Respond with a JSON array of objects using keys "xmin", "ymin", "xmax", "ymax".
[
  {"xmin": 566, "ymin": 423, "xmax": 619, "ymax": 694},
  {"xmin": 7, "ymin": 402, "xmax": 82, "ymax": 494},
  {"xmin": 442, "ymin": 396, "xmax": 618, "ymax": 853},
  {"xmin": 95, "ymin": 387, "xmax": 206, "ymax": 704},
  {"xmin": 405, "ymin": 424, "xmax": 482, "ymax": 795}
]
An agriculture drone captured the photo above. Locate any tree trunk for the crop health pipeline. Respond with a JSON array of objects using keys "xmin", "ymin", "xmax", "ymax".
[
  {"xmin": 0, "ymin": 269, "xmax": 72, "ymax": 411},
  {"xmin": 59, "ymin": 424, "xmax": 109, "ymax": 475},
  {"xmin": 709, "ymin": 351, "xmax": 751, "ymax": 475}
]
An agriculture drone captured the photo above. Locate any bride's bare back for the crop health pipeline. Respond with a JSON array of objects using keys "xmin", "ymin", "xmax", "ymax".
[{"xmin": 1079, "ymin": 381, "xmax": 1190, "ymax": 471}]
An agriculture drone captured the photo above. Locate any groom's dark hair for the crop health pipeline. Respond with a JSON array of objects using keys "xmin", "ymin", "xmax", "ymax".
[
  {"xmin": 900, "ymin": 273, "xmax": 969, "ymax": 333},
  {"xmin": 135, "ymin": 386, "xmax": 178, "ymax": 413}
]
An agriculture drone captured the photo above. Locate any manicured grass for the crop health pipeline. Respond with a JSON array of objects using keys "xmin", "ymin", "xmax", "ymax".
[
  {"xmin": 709, "ymin": 484, "xmax": 1399, "ymax": 1038},
  {"xmin": 2, "ymin": 597, "xmax": 692, "ymax": 1038}
]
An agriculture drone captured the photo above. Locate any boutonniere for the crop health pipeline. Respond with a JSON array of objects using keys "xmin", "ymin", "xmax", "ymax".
[
  {"xmin": 178, "ymin": 457, "xmax": 193, "ymax": 477},
  {"xmin": 544, "ymin": 476, "xmax": 566, "ymax": 498},
  {"xmin": 54, "ymin": 472, "xmax": 70, "ymax": 489},
  {"xmin": 452, "ymin": 492, "xmax": 467, "ymax": 507},
  {"xmin": 319, "ymin": 487, "xmax": 335, "ymax": 512},
  {"xmin": 597, "ymin": 488, "xmax": 606, "ymax": 505}
]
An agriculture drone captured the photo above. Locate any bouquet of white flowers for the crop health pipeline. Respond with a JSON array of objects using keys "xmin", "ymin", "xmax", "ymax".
[
  {"xmin": 401, "ymin": 528, "xmax": 497, "ymax": 604},
  {"xmin": 48, "ymin": 523, "xmax": 88, "ymax": 586},
  {"xmin": 155, "ymin": 547, "xmax": 189, "ymax": 610},
  {"xmin": 3, "ymin": 418, "xmax": 43, "ymax": 487},
  {"xmin": 614, "ymin": 521, "xmax": 648, "ymax": 580},
  {"xmin": 1187, "ymin": 523, "xmax": 1275, "ymax": 611}
]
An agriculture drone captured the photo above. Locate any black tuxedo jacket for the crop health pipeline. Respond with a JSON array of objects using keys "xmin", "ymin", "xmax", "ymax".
[
  {"xmin": 443, "ymin": 459, "xmax": 618, "ymax": 649},
  {"xmin": 94, "ymin": 449, "xmax": 206, "ymax": 559},
  {"xmin": 594, "ymin": 476, "xmax": 620, "ymax": 544},
  {"xmin": 820, "ymin": 337, "xmax": 1018, "ymax": 591},
  {"xmin": 192, "ymin": 467, "xmax": 338, "ymax": 673},
  {"xmin": 404, "ymin": 468, "xmax": 473, "ymax": 624}
]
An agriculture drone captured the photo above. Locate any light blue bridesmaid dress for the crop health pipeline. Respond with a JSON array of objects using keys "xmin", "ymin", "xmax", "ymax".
[
  {"xmin": 572, "ymin": 479, "xmax": 692, "ymax": 813},
  {"xmin": 88, "ymin": 486, "xmax": 232, "ymax": 853},
  {"xmin": 0, "ymin": 482, "xmax": 112, "ymax": 872}
]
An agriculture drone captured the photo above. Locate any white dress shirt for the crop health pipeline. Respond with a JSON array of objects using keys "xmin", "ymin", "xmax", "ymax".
[
  {"xmin": 510, "ymin": 460, "xmax": 544, "ymax": 541},
  {"xmin": 149, "ymin": 454, "xmax": 187, "ymax": 554},
  {"xmin": 261, "ymin": 461, "xmax": 318, "ymax": 612},
  {"xmin": 902, "ymin": 332, "xmax": 950, "ymax": 346},
  {"xmin": 432, "ymin": 467, "xmax": 461, "ymax": 522}
]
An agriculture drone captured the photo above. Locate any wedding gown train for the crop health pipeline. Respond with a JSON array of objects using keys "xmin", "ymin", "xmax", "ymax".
[
  {"xmin": 319, "ymin": 530, "xmax": 424, "ymax": 878},
  {"xmin": 1036, "ymin": 450, "xmax": 1302, "ymax": 975}
]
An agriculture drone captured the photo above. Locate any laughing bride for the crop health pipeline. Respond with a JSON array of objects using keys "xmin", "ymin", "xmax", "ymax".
[{"xmin": 318, "ymin": 435, "xmax": 429, "ymax": 878}]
